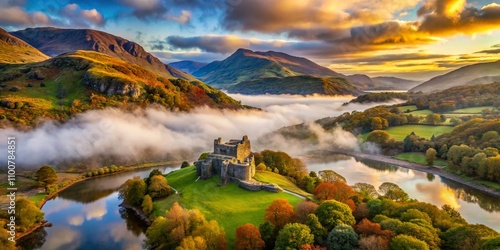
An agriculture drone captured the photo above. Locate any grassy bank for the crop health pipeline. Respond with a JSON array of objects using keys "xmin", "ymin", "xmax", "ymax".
[
  {"xmin": 154, "ymin": 166, "xmax": 304, "ymax": 248},
  {"xmin": 394, "ymin": 152, "xmax": 447, "ymax": 167},
  {"xmin": 253, "ymin": 171, "xmax": 314, "ymax": 199}
]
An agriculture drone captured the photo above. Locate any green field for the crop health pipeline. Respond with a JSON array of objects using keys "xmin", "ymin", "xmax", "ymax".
[
  {"xmin": 155, "ymin": 166, "xmax": 304, "ymax": 247},
  {"xmin": 384, "ymin": 125, "xmax": 453, "ymax": 141},
  {"xmin": 409, "ymin": 109, "xmax": 434, "ymax": 116},
  {"xmin": 398, "ymin": 105, "xmax": 418, "ymax": 112},
  {"xmin": 253, "ymin": 171, "xmax": 314, "ymax": 200},
  {"xmin": 451, "ymin": 106, "xmax": 496, "ymax": 114},
  {"xmin": 395, "ymin": 152, "xmax": 447, "ymax": 167}
]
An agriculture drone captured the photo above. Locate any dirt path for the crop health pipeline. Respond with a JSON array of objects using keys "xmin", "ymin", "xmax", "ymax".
[{"xmin": 322, "ymin": 150, "xmax": 500, "ymax": 198}]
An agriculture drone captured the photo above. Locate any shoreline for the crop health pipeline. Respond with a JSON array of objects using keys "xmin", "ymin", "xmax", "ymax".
[
  {"xmin": 15, "ymin": 161, "xmax": 180, "ymax": 242},
  {"xmin": 321, "ymin": 149, "xmax": 500, "ymax": 198}
]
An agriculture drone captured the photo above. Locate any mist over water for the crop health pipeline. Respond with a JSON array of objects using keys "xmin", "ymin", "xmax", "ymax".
[{"xmin": 0, "ymin": 94, "xmax": 401, "ymax": 168}]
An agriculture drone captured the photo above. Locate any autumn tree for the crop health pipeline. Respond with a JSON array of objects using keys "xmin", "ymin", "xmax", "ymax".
[
  {"xmin": 441, "ymin": 224, "xmax": 499, "ymax": 250},
  {"xmin": 366, "ymin": 130, "xmax": 391, "ymax": 146},
  {"xmin": 358, "ymin": 235, "xmax": 389, "ymax": 250},
  {"xmin": 390, "ymin": 235, "xmax": 429, "ymax": 250},
  {"xmin": 326, "ymin": 225, "xmax": 359, "ymax": 250},
  {"xmin": 264, "ymin": 199, "xmax": 295, "ymax": 229},
  {"xmin": 35, "ymin": 165, "xmax": 58, "ymax": 191},
  {"xmin": 395, "ymin": 222, "xmax": 440, "ymax": 250},
  {"xmin": 259, "ymin": 221, "xmax": 277, "ymax": 250},
  {"xmin": 353, "ymin": 183, "xmax": 379, "ymax": 200},
  {"xmin": 16, "ymin": 198, "xmax": 44, "ymax": 230},
  {"xmin": 355, "ymin": 219, "xmax": 393, "ymax": 240},
  {"xmin": 119, "ymin": 177, "xmax": 147, "ymax": 207},
  {"xmin": 275, "ymin": 223, "xmax": 314, "ymax": 250},
  {"xmin": 313, "ymin": 181, "xmax": 357, "ymax": 211},
  {"xmin": 295, "ymin": 201, "xmax": 319, "ymax": 224},
  {"xmin": 315, "ymin": 200, "xmax": 355, "ymax": 231},
  {"xmin": 178, "ymin": 236, "xmax": 207, "ymax": 250},
  {"xmin": 319, "ymin": 170, "xmax": 346, "ymax": 183},
  {"xmin": 142, "ymin": 195, "xmax": 153, "ymax": 216},
  {"xmin": 235, "ymin": 224, "xmax": 265, "ymax": 250},
  {"xmin": 378, "ymin": 182, "xmax": 409, "ymax": 202},
  {"xmin": 425, "ymin": 148, "xmax": 437, "ymax": 166},
  {"xmin": 148, "ymin": 175, "xmax": 171, "ymax": 199},
  {"xmin": 306, "ymin": 214, "xmax": 327, "ymax": 245}
]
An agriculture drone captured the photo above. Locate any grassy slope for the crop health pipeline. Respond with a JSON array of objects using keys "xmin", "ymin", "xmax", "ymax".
[
  {"xmin": 0, "ymin": 28, "xmax": 49, "ymax": 64},
  {"xmin": 253, "ymin": 171, "xmax": 314, "ymax": 199},
  {"xmin": 155, "ymin": 166, "xmax": 303, "ymax": 247},
  {"xmin": 451, "ymin": 106, "xmax": 496, "ymax": 113},
  {"xmin": 394, "ymin": 152, "xmax": 447, "ymax": 167},
  {"xmin": 398, "ymin": 105, "xmax": 418, "ymax": 112}
]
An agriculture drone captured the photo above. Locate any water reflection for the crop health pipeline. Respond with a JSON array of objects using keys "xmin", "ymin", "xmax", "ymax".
[
  {"xmin": 18, "ymin": 165, "xmax": 178, "ymax": 250},
  {"xmin": 306, "ymin": 153, "xmax": 500, "ymax": 231}
]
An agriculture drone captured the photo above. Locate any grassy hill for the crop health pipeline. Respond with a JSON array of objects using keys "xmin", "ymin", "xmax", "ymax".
[
  {"xmin": 193, "ymin": 48, "xmax": 343, "ymax": 87},
  {"xmin": 155, "ymin": 166, "xmax": 304, "ymax": 248},
  {"xmin": 168, "ymin": 60, "xmax": 208, "ymax": 74},
  {"xmin": 10, "ymin": 27, "xmax": 195, "ymax": 80},
  {"xmin": 227, "ymin": 75, "xmax": 362, "ymax": 96},
  {"xmin": 0, "ymin": 28, "xmax": 49, "ymax": 64},
  {"xmin": 0, "ymin": 51, "xmax": 244, "ymax": 126}
]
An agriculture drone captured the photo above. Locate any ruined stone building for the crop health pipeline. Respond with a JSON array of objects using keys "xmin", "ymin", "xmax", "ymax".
[{"xmin": 195, "ymin": 136, "xmax": 256, "ymax": 184}]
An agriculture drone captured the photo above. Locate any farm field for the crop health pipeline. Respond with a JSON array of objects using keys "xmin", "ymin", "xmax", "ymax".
[
  {"xmin": 395, "ymin": 152, "xmax": 447, "ymax": 167},
  {"xmin": 450, "ymin": 106, "xmax": 496, "ymax": 113},
  {"xmin": 383, "ymin": 125, "xmax": 454, "ymax": 141},
  {"xmin": 398, "ymin": 105, "xmax": 418, "ymax": 112},
  {"xmin": 155, "ymin": 166, "xmax": 304, "ymax": 247}
]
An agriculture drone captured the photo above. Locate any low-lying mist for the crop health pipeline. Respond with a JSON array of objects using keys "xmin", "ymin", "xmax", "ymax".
[{"xmin": 0, "ymin": 94, "xmax": 401, "ymax": 168}]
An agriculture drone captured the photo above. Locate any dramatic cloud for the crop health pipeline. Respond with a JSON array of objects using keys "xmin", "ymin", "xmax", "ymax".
[
  {"xmin": 0, "ymin": 6, "xmax": 51, "ymax": 27},
  {"xmin": 57, "ymin": 4, "xmax": 106, "ymax": 27},
  {"xmin": 0, "ymin": 94, "xmax": 401, "ymax": 167},
  {"xmin": 165, "ymin": 10, "xmax": 192, "ymax": 24},
  {"xmin": 118, "ymin": 0, "xmax": 167, "ymax": 19},
  {"xmin": 417, "ymin": 0, "xmax": 500, "ymax": 35},
  {"xmin": 165, "ymin": 35, "xmax": 289, "ymax": 53}
]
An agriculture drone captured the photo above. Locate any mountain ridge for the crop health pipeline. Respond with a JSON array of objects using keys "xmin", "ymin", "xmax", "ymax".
[
  {"xmin": 0, "ymin": 27, "xmax": 49, "ymax": 64},
  {"xmin": 10, "ymin": 27, "xmax": 195, "ymax": 80},
  {"xmin": 410, "ymin": 60, "xmax": 500, "ymax": 93}
]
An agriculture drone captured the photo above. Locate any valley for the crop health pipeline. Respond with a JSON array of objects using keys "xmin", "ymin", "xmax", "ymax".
[{"xmin": 1, "ymin": 2, "xmax": 500, "ymax": 249}]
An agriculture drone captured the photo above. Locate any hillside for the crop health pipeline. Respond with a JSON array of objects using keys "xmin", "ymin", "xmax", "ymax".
[
  {"xmin": 169, "ymin": 60, "xmax": 208, "ymax": 74},
  {"xmin": 0, "ymin": 51, "xmax": 244, "ymax": 126},
  {"xmin": 410, "ymin": 60, "xmax": 500, "ymax": 93},
  {"xmin": 10, "ymin": 27, "xmax": 195, "ymax": 80},
  {"xmin": 0, "ymin": 28, "xmax": 49, "ymax": 64},
  {"xmin": 227, "ymin": 75, "xmax": 362, "ymax": 96},
  {"xmin": 192, "ymin": 48, "xmax": 343, "ymax": 87},
  {"xmin": 372, "ymin": 76, "xmax": 420, "ymax": 90}
]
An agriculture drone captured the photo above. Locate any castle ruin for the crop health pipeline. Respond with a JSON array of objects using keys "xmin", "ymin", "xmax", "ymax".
[{"xmin": 195, "ymin": 135, "xmax": 256, "ymax": 184}]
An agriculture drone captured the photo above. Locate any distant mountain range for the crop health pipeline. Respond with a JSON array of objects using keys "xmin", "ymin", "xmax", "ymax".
[
  {"xmin": 192, "ymin": 48, "xmax": 343, "ymax": 86},
  {"xmin": 184, "ymin": 48, "xmax": 420, "ymax": 95},
  {"xmin": 410, "ymin": 60, "xmax": 500, "ymax": 93},
  {"xmin": 10, "ymin": 27, "xmax": 195, "ymax": 80},
  {"xmin": 0, "ymin": 28, "xmax": 49, "ymax": 64},
  {"xmin": 168, "ymin": 60, "xmax": 208, "ymax": 74}
]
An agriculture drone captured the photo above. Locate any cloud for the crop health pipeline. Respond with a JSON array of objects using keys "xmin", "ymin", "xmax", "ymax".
[
  {"xmin": 60, "ymin": 4, "xmax": 106, "ymax": 27},
  {"xmin": 417, "ymin": 0, "xmax": 500, "ymax": 35},
  {"xmin": 165, "ymin": 10, "xmax": 192, "ymax": 24},
  {"xmin": 476, "ymin": 44, "xmax": 500, "ymax": 54},
  {"xmin": 0, "ymin": 6, "xmax": 51, "ymax": 27},
  {"xmin": 118, "ymin": 0, "xmax": 167, "ymax": 19},
  {"xmin": 0, "ymin": 94, "xmax": 399, "ymax": 167}
]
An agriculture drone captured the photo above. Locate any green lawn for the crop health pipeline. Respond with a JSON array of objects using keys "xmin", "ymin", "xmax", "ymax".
[
  {"xmin": 156, "ymin": 166, "xmax": 304, "ymax": 248},
  {"xmin": 384, "ymin": 125, "xmax": 454, "ymax": 141},
  {"xmin": 451, "ymin": 106, "xmax": 496, "ymax": 114},
  {"xmin": 28, "ymin": 193, "xmax": 47, "ymax": 206},
  {"xmin": 395, "ymin": 152, "xmax": 447, "ymax": 167},
  {"xmin": 253, "ymin": 171, "xmax": 314, "ymax": 200},
  {"xmin": 409, "ymin": 109, "xmax": 434, "ymax": 116},
  {"xmin": 398, "ymin": 105, "xmax": 418, "ymax": 112}
]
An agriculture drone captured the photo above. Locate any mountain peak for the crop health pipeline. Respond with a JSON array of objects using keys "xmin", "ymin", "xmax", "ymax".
[{"xmin": 10, "ymin": 27, "xmax": 195, "ymax": 80}]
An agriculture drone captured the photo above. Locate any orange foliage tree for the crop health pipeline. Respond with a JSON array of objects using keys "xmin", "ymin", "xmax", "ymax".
[
  {"xmin": 313, "ymin": 181, "xmax": 357, "ymax": 211},
  {"xmin": 235, "ymin": 224, "xmax": 265, "ymax": 250},
  {"xmin": 355, "ymin": 219, "xmax": 393, "ymax": 240},
  {"xmin": 265, "ymin": 199, "xmax": 295, "ymax": 229}
]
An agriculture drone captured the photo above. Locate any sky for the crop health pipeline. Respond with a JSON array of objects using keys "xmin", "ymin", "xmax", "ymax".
[{"xmin": 0, "ymin": 0, "xmax": 499, "ymax": 80}]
